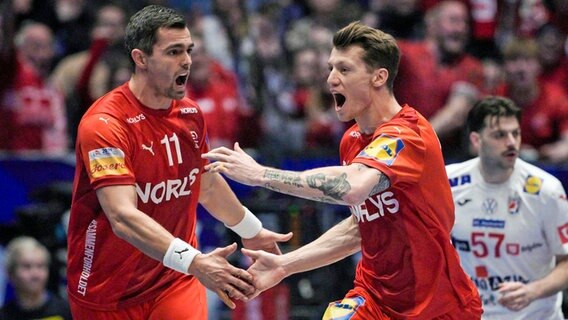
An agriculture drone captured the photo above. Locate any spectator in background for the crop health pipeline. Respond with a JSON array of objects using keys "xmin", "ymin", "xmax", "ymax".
[
  {"xmin": 0, "ymin": 0, "xmax": 18, "ymax": 99},
  {"xmin": 289, "ymin": 46, "xmax": 345, "ymax": 154},
  {"xmin": 0, "ymin": 21, "xmax": 67, "ymax": 154},
  {"xmin": 362, "ymin": 0, "xmax": 425, "ymax": 40},
  {"xmin": 536, "ymin": 23, "xmax": 568, "ymax": 94},
  {"xmin": 241, "ymin": 3, "xmax": 297, "ymax": 163},
  {"xmin": 395, "ymin": 0, "xmax": 484, "ymax": 161},
  {"xmin": 51, "ymin": 3, "xmax": 129, "ymax": 147},
  {"xmin": 0, "ymin": 236, "xmax": 71, "ymax": 320},
  {"xmin": 448, "ymin": 96, "xmax": 568, "ymax": 319},
  {"xmin": 9, "ymin": 0, "xmax": 96, "ymax": 63},
  {"xmin": 186, "ymin": 35, "xmax": 243, "ymax": 149},
  {"xmin": 284, "ymin": 0, "xmax": 361, "ymax": 55},
  {"xmin": 188, "ymin": 0, "xmax": 238, "ymax": 72},
  {"xmin": 496, "ymin": 37, "xmax": 568, "ymax": 163}
]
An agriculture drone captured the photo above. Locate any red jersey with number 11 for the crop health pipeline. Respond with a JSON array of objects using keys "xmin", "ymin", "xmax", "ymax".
[{"xmin": 67, "ymin": 82, "xmax": 208, "ymax": 310}]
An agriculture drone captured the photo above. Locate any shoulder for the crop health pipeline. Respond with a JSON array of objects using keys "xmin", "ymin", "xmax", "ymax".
[
  {"xmin": 447, "ymin": 158, "xmax": 478, "ymax": 173},
  {"xmin": 446, "ymin": 158, "xmax": 478, "ymax": 185},
  {"xmin": 516, "ymin": 159, "xmax": 565, "ymax": 194}
]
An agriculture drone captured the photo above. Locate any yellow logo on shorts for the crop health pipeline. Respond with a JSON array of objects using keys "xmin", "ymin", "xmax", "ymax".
[
  {"xmin": 88, "ymin": 147, "xmax": 128, "ymax": 178},
  {"xmin": 358, "ymin": 134, "xmax": 404, "ymax": 166},
  {"xmin": 322, "ymin": 296, "xmax": 365, "ymax": 320},
  {"xmin": 523, "ymin": 175, "xmax": 543, "ymax": 195}
]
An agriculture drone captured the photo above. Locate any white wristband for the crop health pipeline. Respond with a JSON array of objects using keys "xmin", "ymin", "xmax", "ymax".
[
  {"xmin": 163, "ymin": 238, "xmax": 201, "ymax": 275},
  {"xmin": 225, "ymin": 206, "xmax": 262, "ymax": 239}
]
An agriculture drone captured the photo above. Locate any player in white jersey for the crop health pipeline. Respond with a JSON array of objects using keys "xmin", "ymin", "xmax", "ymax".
[{"xmin": 447, "ymin": 96, "xmax": 568, "ymax": 320}]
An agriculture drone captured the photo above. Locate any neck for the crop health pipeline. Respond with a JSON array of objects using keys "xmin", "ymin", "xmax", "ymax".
[
  {"xmin": 356, "ymin": 93, "xmax": 401, "ymax": 135},
  {"xmin": 17, "ymin": 291, "xmax": 48, "ymax": 310},
  {"xmin": 479, "ymin": 160, "xmax": 513, "ymax": 184},
  {"xmin": 128, "ymin": 74, "xmax": 171, "ymax": 110}
]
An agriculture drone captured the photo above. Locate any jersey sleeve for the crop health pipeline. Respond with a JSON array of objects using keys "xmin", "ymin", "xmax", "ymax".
[
  {"xmin": 352, "ymin": 124, "xmax": 425, "ymax": 186},
  {"xmin": 541, "ymin": 180, "xmax": 568, "ymax": 255},
  {"xmin": 77, "ymin": 112, "xmax": 135, "ymax": 189}
]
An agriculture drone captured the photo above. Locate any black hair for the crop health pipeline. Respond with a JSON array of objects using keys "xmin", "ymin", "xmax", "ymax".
[
  {"xmin": 467, "ymin": 96, "xmax": 521, "ymax": 134},
  {"xmin": 124, "ymin": 5, "xmax": 186, "ymax": 69}
]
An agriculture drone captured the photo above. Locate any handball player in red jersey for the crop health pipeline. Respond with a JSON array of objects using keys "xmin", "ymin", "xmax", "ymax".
[
  {"xmin": 204, "ymin": 22, "xmax": 483, "ymax": 319},
  {"xmin": 66, "ymin": 5, "xmax": 291, "ymax": 320}
]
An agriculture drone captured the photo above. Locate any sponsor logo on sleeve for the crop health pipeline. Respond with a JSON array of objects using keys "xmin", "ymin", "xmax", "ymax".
[
  {"xmin": 88, "ymin": 147, "xmax": 128, "ymax": 178},
  {"xmin": 523, "ymin": 175, "xmax": 543, "ymax": 195},
  {"xmin": 357, "ymin": 134, "xmax": 404, "ymax": 166},
  {"xmin": 322, "ymin": 296, "xmax": 365, "ymax": 320}
]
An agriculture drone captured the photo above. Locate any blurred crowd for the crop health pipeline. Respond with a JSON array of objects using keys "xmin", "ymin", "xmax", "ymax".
[{"xmin": 1, "ymin": 0, "xmax": 568, "ymax": 165}]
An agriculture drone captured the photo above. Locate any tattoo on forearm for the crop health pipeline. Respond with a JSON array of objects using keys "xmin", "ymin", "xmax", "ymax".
[
  {"xmin": 306, "ymin": 173, "xmax": 351, "ymax": 201},
  {"xmin": 264, "ymin": 169, "xmax": 304, "ymax": 188},
  {"xmin": 369, "ymin": 174, "xmax": 390, "ymax": 197}
]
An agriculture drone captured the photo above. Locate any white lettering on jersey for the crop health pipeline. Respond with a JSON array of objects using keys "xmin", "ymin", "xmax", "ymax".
[
  {"xmin": 77, "ymin": 219, "xmax": 97, "ymax": 296},
  {"xmin": 126, "ymin": 113, "xmax": 146, "ymax": 124},
  {"xmin": 352, "ymin": 191, "xmax": 400, "ymax": 222},
  {"xmin": 181, "ymin": 107, "xmax": 198, "ymax": 114},
  {"xmin": 136, "ymin": 168, "xmax": 199, "ymax": 204}
]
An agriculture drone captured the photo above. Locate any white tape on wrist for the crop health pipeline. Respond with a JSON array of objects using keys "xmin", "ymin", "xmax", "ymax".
[
  {"xmin": 163, "ymin": 238, "xmax": 201, "ymax": 275},
  {"xmin": 226, "ymin": 206, "xmax": 262, "ymax": 239}
]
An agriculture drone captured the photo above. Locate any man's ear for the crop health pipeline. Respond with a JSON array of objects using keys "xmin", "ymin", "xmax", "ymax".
[
  {"xmin": 372, "ymin": 68, "xmax": 389, "ymax": 87},
  {"xmin": 469, "ymin": 131, "xmax": 481, "ymax": 150},
  {"xmin": 131, "ymin": 49, "xmax": 148, "ymax": 69}
]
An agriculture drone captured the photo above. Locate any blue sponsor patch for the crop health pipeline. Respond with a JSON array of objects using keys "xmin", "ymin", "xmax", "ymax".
[
  {"xmin": 358, "ymin": 134, "xmax": 404, "ymax": 166},
  {"xmin": 448, "ymin": 174, "xmax": 471, "ymax": 187},
  {"xmin": 473, "ymin": 219, "xmax": 505, "ymax": 229},
  {"xmin": 451, "ymin": 236, "xmax": 471, "ymax": 251}
]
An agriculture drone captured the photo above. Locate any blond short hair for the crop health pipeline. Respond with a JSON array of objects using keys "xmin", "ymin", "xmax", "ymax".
[{"xmin": 4, "ymin": 236, "xmax": 50, "ymax": 275}]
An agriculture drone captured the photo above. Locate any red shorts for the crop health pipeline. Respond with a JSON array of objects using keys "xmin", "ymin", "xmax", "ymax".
[
  {"xmin": 69, "ymin": 276, "xmax": 207, "ymax": 320},
  {"xmin": 322, "ymin": 287, "xmax": 482, "ymax": 320}
]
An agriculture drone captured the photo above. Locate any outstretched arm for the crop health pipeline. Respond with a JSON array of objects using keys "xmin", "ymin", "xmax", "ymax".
[
  {"xmin": 202, "ymin": 143, "xmax": 390, "ymax": 206},
  {"xmin": 97, "ymin": 185, "xmax": 254, "ymax": 308},
  {"xmin": 199, "ymin": 170, "xmax": 293, "ymax": 255},
  {"xmin": 498, "ymin": 255, "xmax": 568, "ymax": 311},
  {"xmin": 242, "ymin": 216, "xmax": 361, "ymax": 297}
]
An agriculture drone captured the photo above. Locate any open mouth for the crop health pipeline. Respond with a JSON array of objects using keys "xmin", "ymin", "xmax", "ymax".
[
  {"xmin": 175, "ymin": 73, "xmax": 188, "ymax": 86},
  {"xmin": 504, "ymin": 150, "xmax": 518, "ymax": 158},
  {"xmin": 333, "ymin": 93, "xmax": 346, "ymax": 108}
]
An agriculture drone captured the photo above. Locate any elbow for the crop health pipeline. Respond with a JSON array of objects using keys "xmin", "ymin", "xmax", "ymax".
[
  {"xmin": 342, "ymin": 187, "xmax": 368, "ymax": 206},
  {"xmin": 106, "ymin": 211, "xmax": 131, "ymax": 241}
]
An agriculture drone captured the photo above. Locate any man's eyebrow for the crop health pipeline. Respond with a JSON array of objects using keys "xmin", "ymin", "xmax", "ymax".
[{"xmin": 165, "ymin": 42, "xmax": 194, "ymax": 50}]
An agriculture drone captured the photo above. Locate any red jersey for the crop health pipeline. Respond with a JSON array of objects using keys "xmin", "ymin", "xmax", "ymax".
[
  {"xmin": 395, "ymin": 41, "xmax": 484, "ymax": 119},
  {"xmin": 187, "ymin": 61, "xmax": 240, "ymax": 148},
  {"xmin": 539, "ymin": 58, "xmax": 568, "ymax": 96},
  {"xmin": 339, "ymin": 105, "xmax": 480, "ymax": 318},
  {"xmin": 496, "ymin": 82, "xmax": 568, "ymax": 148},
  {"xmin": 0, "ymin": 55, "xmax": 67, "ymax": 153},
  {"xmin": 67, "ymin": 83, "xmax": 208, "ymax": 310}
]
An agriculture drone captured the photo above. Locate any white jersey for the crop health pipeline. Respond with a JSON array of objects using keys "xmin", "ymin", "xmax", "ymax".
[{"xmin": 447, "ymin": 158, "xmax": 568, "ymax": 320}]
